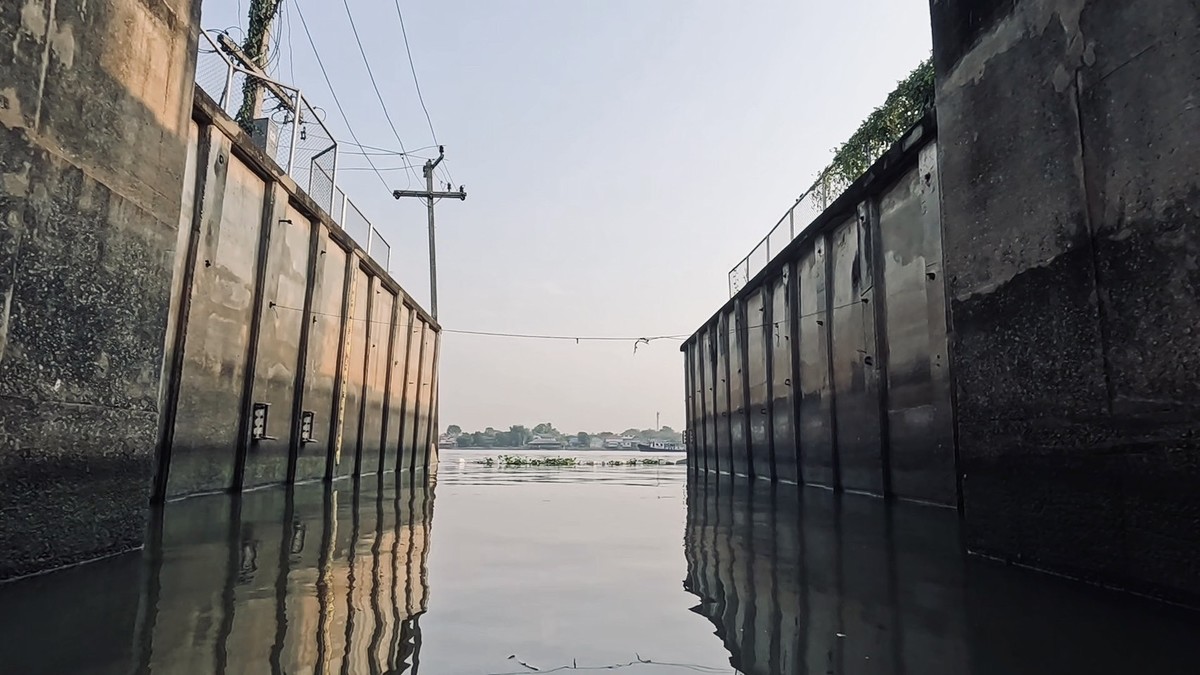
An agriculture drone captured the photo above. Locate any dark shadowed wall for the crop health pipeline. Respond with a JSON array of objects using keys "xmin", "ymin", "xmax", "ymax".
[
  {"xmin": 684, "ymin": 117, "xmax": 956, "ymax": 509},
  {"xmin": 931, "ymin": 0, "xmax": 1200, "ymax": 603}
]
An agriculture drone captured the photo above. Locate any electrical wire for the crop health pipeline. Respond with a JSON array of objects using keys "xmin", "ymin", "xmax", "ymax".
[
  {"xmin": 439, "ymin": 303, "xmax": 867, "ymax": 344},
  {"xmin": 267, "ymin": 1, "xmax": 284, "ymax": 71},
  {"xmin": 266, "ymin": 302, "xmax": 688, "ymax": 348},
  {"xmin": 341, "ymin": 0, "xmax": 419, "ymax": 187},
  {"xmin": 292, "ymin": 1, "xmax": 391, "ymax": 192},
  {"xmin": 393, "ymin": 0, "xmax": 439, "ymax": 147},
  {"xmin": 435, "ymin": 158, "xmax": 455, "ymax": 189},
  {"xmin": 340, "ymin": 150, "xmax": 424, "ymax": 158},
  {"xmin": 340, "ymin": 147, "xmax": 437, "ymax": 159},
  {"xmin": 269, "ymin": 290, "xmax": 864, "ymax": 346},
  {"xmin": 339, "ymin": 164, "xmax": 426, "ymax": 173},
  {"xmin": 341, "ymin": 141, "xmax": 438, "ymax": 155},
  {"xmin": 283, "ymin": 0, "xmax": 296, "ymax": 85}
]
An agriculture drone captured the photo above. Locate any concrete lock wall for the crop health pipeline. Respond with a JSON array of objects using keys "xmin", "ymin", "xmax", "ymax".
[
  {"xmin": 687, "ymin": 0, "xmax": 1200, "ymax": 606},
  {"xmin": 156, "ymin": 90, "xmax": 442, "ymax": 501},
  {"xmin": 0, "ymin": 0, "xmax": 203, "ymax": 579},
  {"xmin": 931, "ymin": 0, "xmax": 1200, "ymax": 603},
  {"xmin": 684, "ymin": 115, "xmax": 957, "ymax": 508}
]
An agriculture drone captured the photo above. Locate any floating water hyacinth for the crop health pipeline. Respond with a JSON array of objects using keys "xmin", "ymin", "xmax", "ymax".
[{"xmin": 472, "ymin": 456, "xmax": 674, "ymax": 467}]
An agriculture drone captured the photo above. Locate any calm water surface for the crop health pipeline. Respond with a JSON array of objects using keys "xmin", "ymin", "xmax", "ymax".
[{"xmin": 0, "ymin": 449, "xmax": 1197, "ymax": 674}]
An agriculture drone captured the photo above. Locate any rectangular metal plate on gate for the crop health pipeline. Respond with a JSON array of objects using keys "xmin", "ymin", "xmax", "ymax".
[
  {"xmin": 251, "ymin": 402, "xmax": 278, "ymax": 442},
  {"xmin": 299, "ymin": 410, "xmax": 319, "ymax": 444}
]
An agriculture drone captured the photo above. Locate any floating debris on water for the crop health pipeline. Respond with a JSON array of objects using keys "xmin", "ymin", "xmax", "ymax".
[{"xmin": 472, "ymin": 455, "xmax": 678, "ymax": 467}]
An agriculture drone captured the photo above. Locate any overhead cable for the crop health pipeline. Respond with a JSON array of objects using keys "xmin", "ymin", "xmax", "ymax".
[
  {"xmin": 392, "ymin": 0, "xmax": 454, "ymax": 186},
  {"xmin": 292, "ymin": 1, "xmax": 391, "ymax": 191},
  {"xmin": 441, "ymin": 328, "xmax": 690, "ymax": 342},
  {"xmin": 341, "ymin": 0, "xmax": 420, "ymax": 186},
  {"xmin": 393, "ymin": 0, "xmax": 439, "ymax": 146}
]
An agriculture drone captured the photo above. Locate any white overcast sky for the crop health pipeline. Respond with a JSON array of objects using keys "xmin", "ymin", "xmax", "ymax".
[{"xmin": 200, "ymin": 0, "xmax": 933, "ymax": 433}]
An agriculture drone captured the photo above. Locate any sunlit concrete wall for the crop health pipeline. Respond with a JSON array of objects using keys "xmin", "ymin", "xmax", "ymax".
[
  {"xmin": 157, "ymin": 91, "xmax": 442, "ymax": 499},
  {"xmin": 0, "ymin": 0, "xmax": 202, "ymax": 579},
  {"xmin": 931, "ymin": 0, "xmax": 1200, "ymax": 604},
  {"xmin": 683, "ymin": 115, "xmax": 958, "ymax": 508}
]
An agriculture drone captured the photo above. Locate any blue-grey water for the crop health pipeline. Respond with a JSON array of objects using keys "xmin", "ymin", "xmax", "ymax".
[{"xmin": 0, "ymin": 449, "xmax": 1197, "ymax": 674}]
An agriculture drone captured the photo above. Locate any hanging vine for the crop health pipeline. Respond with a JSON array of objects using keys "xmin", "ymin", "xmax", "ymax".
[
  {"xmin": 236, "ymin": 0, "xmax": 284, "ymax": 132},
  {"xmin": 813, "ymin": 59, "xmax": 934, "ymax": 201}
]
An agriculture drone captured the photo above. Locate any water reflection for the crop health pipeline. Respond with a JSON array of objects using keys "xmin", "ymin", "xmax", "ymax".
[
  {"xmin": 684, "ymin": 477, "xmax": 1200, "ymax": 675},
  {"xmin": 0, "ymin": 475, "xmax": 433, "ymax": 675},
  {"xmin": 7, "ymin": 461, "xmax": 1200, "ymax": 675}
]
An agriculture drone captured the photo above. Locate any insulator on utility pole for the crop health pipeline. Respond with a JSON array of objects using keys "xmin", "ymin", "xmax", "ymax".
[{"xmin": 392, "ymin": 147, "xmax": 467, "ymax": 321}]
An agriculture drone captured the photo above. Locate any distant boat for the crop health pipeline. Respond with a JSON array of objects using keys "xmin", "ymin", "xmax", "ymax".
[{"xmin": 637, "ymin": 440, "xmax": 685, "ymax": 453}]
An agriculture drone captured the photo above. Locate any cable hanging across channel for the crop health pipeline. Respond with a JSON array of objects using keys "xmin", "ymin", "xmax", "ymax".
[
  {"xmin": 267, "ymin": 302, "xmax": 688, "ymax": 351},
  {"xmin": 268, "ymin": 296, "xmax": 869, "ymax": 346}
]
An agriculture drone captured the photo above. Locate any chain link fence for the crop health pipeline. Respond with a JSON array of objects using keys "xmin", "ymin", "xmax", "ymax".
[
  {"xmin": 341, "ymin": 198, "xmax": 372, "ymax": 248},
  {"xmin": 367, "ymin": 229, "xmax": 392, "ymax": 270},
  {"xmin": 193, "ymin": 29, "xmax": 391, "ymax": 271},
  {"xmin": 726, "ymin": 168, "xmax": 844, "ymax": 297}
]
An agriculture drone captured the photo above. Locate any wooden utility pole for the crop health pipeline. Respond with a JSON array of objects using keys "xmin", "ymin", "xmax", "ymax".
[
  {"xmin": 237, "ymin": 0, "xmax": 283, "ymax": 130},
  {"xmin": 392, "ymin": 146, "xmax": 467, "ymax": 320}
]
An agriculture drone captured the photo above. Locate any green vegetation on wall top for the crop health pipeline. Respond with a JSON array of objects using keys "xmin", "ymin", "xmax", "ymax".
[{"xmin": 817, "ymin": 58, "xmax": 934, "ymax": 200}]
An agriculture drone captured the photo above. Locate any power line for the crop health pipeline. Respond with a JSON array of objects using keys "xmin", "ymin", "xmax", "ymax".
[
  {"xmin": 266, "ymin": 3, "xmax": 284, "ymax": 71},
  {"xmin": 340, "ymin": 164, "xmax": 426, "ymax": 173},
  {"xmin": 292, "ymin": 0, "xmax": 391, "ymax": 192},
  {"xmin": 341, "ymin": 0, "xmax": 419, "ymax": 187},
  {"xmin": 267, "ymin": 302, "xmax": 688, "ymax": 346},
  {"xmin": 341, "ymin": 141, "xmax": 438, "ymax": 155},
  {"xmin": 435, "ymin": 158, "xmax": 455, "ymax": 188},
  {"xmin": 270, "ymin": 295, "xmax": 862, "ymax": 347},
  {"xmin": 341, "ymin": 149, "xmax": 427, "ymax": 158},
  {"xmin": 393, "ymin": 0, "xmax": 439, "ymax": 146},
  {"xmin": 282, "ymin": 0, "xmax": 296, "ymax": 84},
  {"xmin": 340, "ymin": 147, "xmax": 437, "ymax": 158}
]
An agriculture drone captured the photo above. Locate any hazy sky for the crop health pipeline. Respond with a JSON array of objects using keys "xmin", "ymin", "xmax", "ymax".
[{"xmin": 200, "ymin": 0, "xmax": 933, "ymax": 434}]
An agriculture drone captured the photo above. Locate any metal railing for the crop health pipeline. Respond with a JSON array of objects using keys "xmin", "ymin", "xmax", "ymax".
[
  {"xmin": 728, "ymin": 167, "xmax": 846, "ymax": 297},
  {"xmin": 335, "ymin": 187, "xmax": 392, "ymax": 270},
  {"xmin": 195, "ymin": 30, "xmax": 392, "ymax": 272}
]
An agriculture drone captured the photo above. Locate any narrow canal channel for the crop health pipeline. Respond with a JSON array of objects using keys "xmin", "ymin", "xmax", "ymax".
[{"xmin": 1, "ymin": 450, "xmax": 1198, "ymax": 674}]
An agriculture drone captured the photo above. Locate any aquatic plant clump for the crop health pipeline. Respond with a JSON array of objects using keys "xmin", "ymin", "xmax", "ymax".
[{"xmin": 471, "ymin": 456, "xmax": 679, "ymax": 467}]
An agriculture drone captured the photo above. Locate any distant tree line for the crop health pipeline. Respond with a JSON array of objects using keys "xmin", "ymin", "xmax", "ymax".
[{"xmin": 443, "ymin": 422, "xmax": 681, "ymax": 448}]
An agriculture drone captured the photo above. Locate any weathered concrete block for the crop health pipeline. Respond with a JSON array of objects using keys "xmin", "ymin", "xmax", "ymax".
[
  {"xmin": 933, "ymin": 0, "xmax": 1200, "ymax": 604},
  {"xmin": 0, "ymin": 0, "xmax": 200, "ymax": 579}
]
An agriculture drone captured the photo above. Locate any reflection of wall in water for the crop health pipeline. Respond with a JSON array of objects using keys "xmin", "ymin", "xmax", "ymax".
[
  {"xmin": 0, "ymin": 477, "xmax": 435, "ymax": 673},
  {"xmin": 683, "ymin": 477, "xmax": 970, "ymax": 675},
  {"xmin": 143, "ymin": 478, "xmax": 434, "ymax": 674},
  {"xmin": 684, "ymin": 474, "xmax": 1200, "ymax": 673}
]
